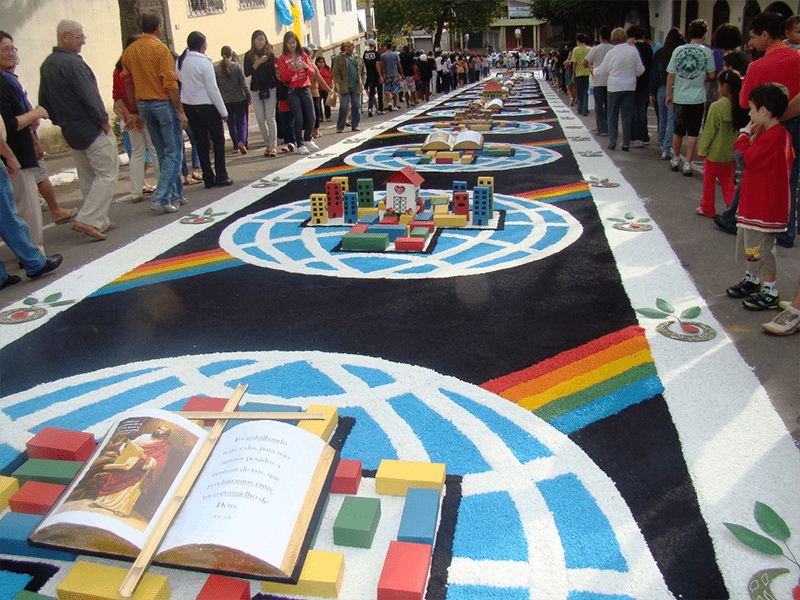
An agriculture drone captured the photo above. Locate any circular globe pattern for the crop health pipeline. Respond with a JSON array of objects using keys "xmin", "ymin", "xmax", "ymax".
[
  {"xmin": 397, "ymin": 121, "xmax": 551, "ymax": 136},
  {"xmin": 217, "ymin": 191, "xmax": 583, "ymax": 280},
  {"xmin": 442, "ymin": 99, "xmax": 543, "ymax": 107},
  {"xmin": 0, "ymin": 351, "xmax": 668, "ymax": 599},
  {"xmin": 427, "ymin": 107, "xmax": 546, "ymax": 118}
]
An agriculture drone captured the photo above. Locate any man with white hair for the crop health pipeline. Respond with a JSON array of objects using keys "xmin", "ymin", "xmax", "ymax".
[{"xmin": 39, "ymin": 20, "xmax": 118, "ymax": 240}]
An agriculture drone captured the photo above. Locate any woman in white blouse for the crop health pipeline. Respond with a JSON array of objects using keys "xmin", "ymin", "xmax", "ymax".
[{"xmin": 176, "ymin": 32, "xmax": 232, "ymax": 188}]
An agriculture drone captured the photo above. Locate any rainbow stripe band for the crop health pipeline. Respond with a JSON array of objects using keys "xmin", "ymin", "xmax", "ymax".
[{"xmin": 514, "ymin": 181, "xmax": 591, "ymax": 203}]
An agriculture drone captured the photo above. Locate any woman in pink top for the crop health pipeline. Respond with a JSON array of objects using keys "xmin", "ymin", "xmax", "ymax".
[{"xmin": 277, "ymin": 31, "xmax": 317, "ymax": 155}]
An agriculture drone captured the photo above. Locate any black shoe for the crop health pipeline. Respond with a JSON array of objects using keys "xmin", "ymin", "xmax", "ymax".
[
  {"xmin": 0, "ymin": 275, "xmax": 21, "ymax": 290},
  {"xmin": 713, "ymin": 214, "xmax": 737, "ymax": 235},
  {"xmin": 607, "ymin": 144, "xmax": 615, "ymax": 150},
  {"xmin": 28, "ymin": 254, "xmax": 63, "ymax": 279},
  {"xmin": 215, "ymin": 179, "xmax": 233, "ymax": 187},
  {"xmin": 726, "ymin": 277, "xmax": 761, "ymax": 298},
  {"xmin": 743, "ymin": 291, "xmax": 780, "ymax": 310},
  {"xmin": 776, "ymin": 236, "xmax": 794, "ymax": 248},
  {"xmin": 621, "ymin": 146, "xmax": 629, "ymax": 151}
]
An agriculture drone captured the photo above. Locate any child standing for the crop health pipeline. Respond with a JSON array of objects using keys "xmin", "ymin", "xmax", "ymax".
[
  {"xmin": 695, "ymin": 70, "xmax": 746, "ymax": 217},
  {"xmin": 725, "ymin": 83, "xmax": 795, "ymax": 310}
]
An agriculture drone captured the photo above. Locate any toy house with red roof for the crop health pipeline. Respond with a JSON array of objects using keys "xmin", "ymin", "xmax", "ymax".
[
  {"xmin": 384, "ymin": 167, "xmax": 425, "ymax": 214},
  {"xmin": 482, "ymin": 80, "xmax": 505, "ymax": 99}
]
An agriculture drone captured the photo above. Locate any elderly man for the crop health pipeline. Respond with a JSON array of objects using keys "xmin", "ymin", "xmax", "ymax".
[
  {"xmin": 39, "ymin": 20, "xmax": 118, "ymax": 240},
  {"xmin": 332, "ymin": 41, "xmax": 366, "ymax": 133},
  {"xmin": 121, "ymin": 11, "xmax": 188, "ymax": 214}
]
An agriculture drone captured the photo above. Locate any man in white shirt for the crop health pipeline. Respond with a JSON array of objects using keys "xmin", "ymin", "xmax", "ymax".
[{"xmin": 583, "ymin": 26, "xmax": 614, "ymax": 136}]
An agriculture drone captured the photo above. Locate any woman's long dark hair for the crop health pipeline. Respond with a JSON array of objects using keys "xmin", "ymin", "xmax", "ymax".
[
  {"xmin": 718, "ymin": 69, "xmax": 750, "ymax": 129},
  {"xmin": 282, "ymin": 31, "xmax": 303, "ymax": 56},
  {"xmin": 662, "ymin": 27, "xmax": 685, "ymax": 64},
  {"xmin": 220, "ymin": 45, "xmax": 232, "ymax": 77},
  {"xmin": 178, "ymin": 31, "xmax": 205, "ymax": 70},
  {"xmin": 249, "ymin": 30, "xmax": 271, "ymax": 58}
]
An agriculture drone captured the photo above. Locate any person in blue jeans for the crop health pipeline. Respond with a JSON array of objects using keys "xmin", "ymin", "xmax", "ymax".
[{"xmin": 649, "ymin": 28, "xmax": 685, "ymax": 159}]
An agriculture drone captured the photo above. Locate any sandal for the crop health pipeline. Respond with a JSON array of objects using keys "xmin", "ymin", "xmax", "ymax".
[
  {"xmin": 53, "ymin": 207, "xmax": 79, "ymax": 225},
  {"xmin": 268, "ymin": 148, "xmax": 277, "ymax": 157},
  {"xmin": 142, "ymin": 184, "xmax": 156, "ymax": 195}
]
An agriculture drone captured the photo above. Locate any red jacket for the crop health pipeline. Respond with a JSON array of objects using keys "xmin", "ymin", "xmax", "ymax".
[
  {"xmin": 277, "ymin": 52, "xmax": 313, "ymax": 88},
  {"xmin": 739, "ymin": 43, "xmax": 800, "ymax": 109},
  {"xmin": 734, "ymin": 124, "xmax": 795, "ymax": 232}
]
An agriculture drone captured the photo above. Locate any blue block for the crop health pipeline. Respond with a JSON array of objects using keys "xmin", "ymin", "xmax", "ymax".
[
  {"xmin": 453, "ymin": 181, "xmax": 467, "ymax": 192},
  {"xmin": 0, "ymin": 513, "xmax": 77, "ymax": 561},
  {"xmin": 367, "ymin": 225, "xmax": 407, "ymax": 243},
  {"xmin": 416, "ymin": 211, "xmax": 434, "ymax": 221},
  {"xmin": 360, "ymin": 214, "xmax": 380, "ymax": 225},
  {"xmin": 393, "ymin": 149, "xmax": 418, "ymax": 157},
  {"xmin": 223, "ymin": 401, "xmax": 303, "ymax": 433},
  {"xmin": 397, "ymin": 487, "xmax": 440, "ymax": 546}
]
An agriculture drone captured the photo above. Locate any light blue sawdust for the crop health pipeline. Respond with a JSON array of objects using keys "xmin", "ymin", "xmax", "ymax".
[
  {"xmin": 232, "ymin": 222, "xmax": 261, "ymax": 245},
  {"xmin": 0, "ymin": 572, "xmax": 32, "ymax": 600},
  {"xmin": 306, "ymin": 261, "xmax": 338, "ymax": 271},
  {"xmin": 567, "ymin": 592, "xmax": 635, "ymax": 600},
  {"xmin": 438, "ymin": 388, "xmax": 552, "ymax": 461},
  {"xmin": 0, "ymin": 444, "xmax": 21, "ymax": 471},
  {"xmin": 488, "ymin": 225, "xmax": 531, "ymax": 244},
  {"xmin": 387, "ymin": 393, "xmax": 490, "ymax": 474},
  {"xmin": 397, "ymin": 264, "xmax": 437, "ymax": 274},
  {"xmin": 3, "ymin": 368, "xmax": 162, "ymax": 421},
  {"xmin": 503, "ymin": 212, "xmax": 533, "ymax": 223},
  {"xmin": 230, "ymin": 361, "xmax": 345, "ymax": 398},
  {"xmin": 469, "ymin": 250, "xmax": 531, "ymax": 269},
  {"xmin": 269, "ymin": 221, "xmax": 303, "ymax": 239},
  {"xmin": 255, "ymin": 206, "xmax": 294, "ymax": 220},
  {"xmin": 199, "ymin": 359, "xmax": 257, "ymax": 377},
  {"xmin": 338, "ymin": 406, "xmax": 397, "ymax": 469},
  {"xmin": 431, "ymin": 235, "xmax": 468, "ymax": 253},
  {"xmin": 243, "ymin": 246, "xmax": 279, "ymax": 263},
  {"xmin": 531, "ymin": 226, "xmax": 569, "ymax": 250},
  {"xmin": 33, "ymin": 377, "xmax": 184, "ymax": 434},
  {"xmin": 536, "ymin": 473, "xmax": 628, "ymax": 572},
  {"xmin": 274, "ymin": 239, "xmax": 315, "ymax": 261},
  {"xmin": 446, "ymin": 229, "xmax": 483, "ymax": 238},
  {"xmin": 452, "ymin": 491, "xmax": 528, "ymax": 560},
  {"xmin": 316, "ymin": 235, "xmax": 344, "ymax": 253},
  {"xmin": 342, "ymin": 364, "xmax": 395, "ymax": 388},
  {"xmin": 446, "ymin": 586, "xmax": 529, "ymax": 600},
  {"xmin": 538, "ymin": 209, "xmax": 568, "ymax": 224},
  {"xmin": 340, "ymin": 256, "xmax": 412, "ymax": 274},
  {"xmin": 441, "ymin": 242, "xmax": 504, "ymax": 265}
]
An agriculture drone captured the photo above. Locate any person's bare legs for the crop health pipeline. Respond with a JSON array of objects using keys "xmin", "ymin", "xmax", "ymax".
[{"xmin": 38, "ymin": 178, "xmax": 76, "ymax": 224}]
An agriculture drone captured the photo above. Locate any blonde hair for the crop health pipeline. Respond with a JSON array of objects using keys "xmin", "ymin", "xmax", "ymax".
[{"xmin": 610, "ymin": 27, "xmax": 627, "ymax": 44}]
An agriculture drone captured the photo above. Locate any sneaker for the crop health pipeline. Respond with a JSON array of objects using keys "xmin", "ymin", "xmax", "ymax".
[
  {"xmin": 670, "ymin": 156, "xmax": 681, "ymax": 171},
  {"xmin": 297, "ymin": 145, "xmax": 310, "ymax": 155},
  {"xmin": 173, "ymin": 195, "xmax": 189, "ymax": 206},
  {"xmin": 378, "ymin": 110, "xmax": 385, "ymax": 115},
  {"xmin": 726, "ymin": 277, "xmax": 761, "ymax": 298},
  {"xmin": 305, "ymin": 140, "xmax": 319, "ymax": 151},
  {"xmin": 743, "ymin": 291, "xmax": 781, "ymax": 311},
  {"xmin": 150, "ymin": 202, "xmax": 179, "ymax": 214},
  {"xmin": 762, "ymin": 307, "xmax": 800, "ymax": 335},
  {"xmin": 682, "ymin": 162, "xmax": 693, "ymax": 176},
  {"xmin": 660, "ymin": 150, "xmax": 671, "ymax": 160},
  {"xmin": 632, "ymin": 140, "xmax": 643, "ymax": 148},
  {"xmin": 368, "ymin": 110, "xmax": 373, "ymax": 117}
]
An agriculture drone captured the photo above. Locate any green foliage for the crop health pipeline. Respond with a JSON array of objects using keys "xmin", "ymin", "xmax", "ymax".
[
  {"xmin": 531, "ymin": 0, "xmax": 649, "ymax": 35},
  {"xmin": 724, "ymin": 501, "xmax": 799, "ymax": 570},
  {"xmin": 755, "ymin": 502, "xmax": 791, "ymax": 541},
  {"xmin": 724, "ymin": 523, "xmax": 785, "ymax": 556}
]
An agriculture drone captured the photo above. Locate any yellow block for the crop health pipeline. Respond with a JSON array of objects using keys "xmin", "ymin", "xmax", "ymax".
[
  {"xmin": 414, "ymin": 148, "xmax": 424, "ymax": 155},
  {"xmin": 433, "ymin": 204, "xmax": 449, "ymax": 214},
  {"xmin": 375, "ymin": 459, "xmax": 445, "ymax": 496},
  {"xmin": 331, "ymin": 177, "xmax": 349, "ymax": 192},
  {"xmin": 477, "ymin": 177, "xmax": 494, "ymax": 190},
  {"xmin": 377, "ymin": 200, "xmax": 386, "ymax": 210},
  {"xmin": 425, "ymin": 151, "xmax": 438, "ymax": 159},
  {"xmin": 437, "ymin": 151, "xmax": 459, "ymax": 160},
  {"xmin": 358, "ymin": 207, "xmax": 380, "ymax": 218},
  {"xmin": 472, "ymin": 124, "xmax": 491, "ymax": 131},
  {"xmin": 434, "ymin": 214, "xmax": 467, "ymax": 227},
  {"xmin": 0, "ymin": 476, "xmax": 19, "ymax": 510},
  {"xmin": 460, "ymin": 155, "xmax": 474, "ymax": 164},
  {"xmin": 399, "ymin": 214, "xmax": 414, "ymax": 225},
  {"xmin": 298, "ymin": 405, "xmax": 338, "ymax": 441},
  {"xmin": 261, "ymin": 550, "xmax": 344, "ymax": 598},
  {"xmin": 56, "ymin": 560, "xmax": 170, "ymax": 600}
]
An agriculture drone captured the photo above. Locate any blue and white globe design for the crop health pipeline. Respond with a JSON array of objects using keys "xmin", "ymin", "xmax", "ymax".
[
  {"xmin": 0, "ymin": 351, "xmax": 670, "ymax": 600},
  {"xmin": 442, "ymin": 99, "xmax": 543, "ymax": 107},
  {"xmin": 217, "ymin": 191, "xmax": 582, "ymax": 280},
  {"xmin": 344, "ymin": 143, "xmax": 560, "ymax": 173},
  {"xmin": 427, "ymin": 108, "xmax": 547, "ymax": 118},
  {"xmin": 397, "ymin": 122, "xmax": 551, "ymax": 136}
]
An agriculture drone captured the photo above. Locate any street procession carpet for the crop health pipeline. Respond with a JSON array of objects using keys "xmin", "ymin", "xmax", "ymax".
[{"xmin": 0, "ymin": 74, "xmax": 798, "ymax": 600}]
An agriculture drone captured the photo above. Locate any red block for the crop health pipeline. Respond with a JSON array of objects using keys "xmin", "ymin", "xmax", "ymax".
[
  {"xmin": 326, "ymin": 182, "xmax": 343, "ymax": 218},
  {"xmin": 26, "ymin": 427, "xmax": 96, "ymax": 462},
  {"xmin": 182, "ymin": 397, "xmax": 235, "ymax": 426},
  {"xmin": 435, "ymin": 157, "xmax": 453, "ymax": 164},
  {"xmin": 9, "ymin": 481, "xmax": 65, "ymax": 515},
  {"xmin": 330, "ymin": 459, "xmax": 362, "ymax": 494},
  {"xmin": 395, "ymin": 237, "xmax": 425, "ymax": 252},
  {"xmin": 408, "ymin": 220, "xmax": 435, "ymax": 233},
  {"xmin": 350, "ymin": 223, "xmax": 369, "ymax": 234},
  {"xmin": 380, "ymin": 216, "xmax": 399, "ymax": 225},
  {"xmin": 377, "ymin": 541, "xmax": 432, "ymax": 600},
  {"xmin": 196, "ymin": 574, "xmax": 250, "ymax": 600},
  {"xmin": 453, "ymin": 192, "xmax": 469, "ymax": 216}
]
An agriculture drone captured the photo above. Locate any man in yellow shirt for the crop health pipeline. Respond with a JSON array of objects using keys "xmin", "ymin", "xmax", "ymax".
[
  {"xmin": 121, "ymin": 11, "xmax": 188, "ymax": 214},
  {"xmin": 572, "ymin": 34, "xmax": 591, "ymax": 117}
]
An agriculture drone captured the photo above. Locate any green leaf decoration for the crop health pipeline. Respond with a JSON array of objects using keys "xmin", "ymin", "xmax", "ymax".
[
  {"xmin": 204, "ymin": 208, "xmax": 214, "ymax": 215},
  {"xmin": 656, "ymin": 298, "xmax": 675, "ymax": 313},
  {"xmin": 600, "ymin": 178, "xmax": 609, "ymax": 183},
  {"xmin": 624, "ymin": 212, "xmax": 635, "ymax": 219},
  {"xmin": 44, "ymin": 293, "xmax": 62, "ymax": 303},
  {"xmin": 636, "ymin": 218, "xmax": 651, "ymax": 223},
  {"xmin": 48, "ymin": 301, "xmax": 75, "ymax": 307},
  {"xmin": 23, "ymin": 297, "xmax": 38, "ymax": 306},
  {"xmin": 723, "ymin": 523, "xmax": 785, "ymax": 555},
  {"xmin": 635, "ymin": 308, "xmax": 671, "ymax": 319},
  {"xmin": 681, "ymin": 307, "xmax": 702, "ymax": 319},
  {"xmin": 608, "ymin": 218, "xmax": 626, "ymax": 222},
  {"xmin": 754, "ymin": 502, "xmax": 791, "ymax": 541}
]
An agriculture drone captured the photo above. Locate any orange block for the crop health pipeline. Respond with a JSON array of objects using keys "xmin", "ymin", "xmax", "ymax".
[
  {"xmin": 330, "ymin": 459, "xmax": 362, "ymax": 494},
  {"xmin": 182, "ymin": 396, "xmax": 235, "ymax": 426},
  {"xmin": 196, "ymin": 574, "xmax": 250, "ymax": 600},
  {"xmin": 9, "ymin": 480, "xmax": 65, "ymax": 515},
  {"xmin": 26, "ymin": 427, "xmax": 96, "ymax": 462},
  {"xmin": 377, "ymin": 540, "xmax": 432, "ymax": 600}
]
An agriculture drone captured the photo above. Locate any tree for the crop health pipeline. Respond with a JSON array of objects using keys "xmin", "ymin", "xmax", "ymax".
[
  {"xmin": 373, "ymin": 0, "xmax": 504, "ymax": 50},
  {"xmin": 530, "ymin": 0, "xmax": 650, "ymax": 40}
]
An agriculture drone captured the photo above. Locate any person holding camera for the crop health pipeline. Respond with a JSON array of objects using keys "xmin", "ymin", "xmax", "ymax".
[{"xmin": 244, "ymin": 30, "xmax": 278, "ymax": 157}]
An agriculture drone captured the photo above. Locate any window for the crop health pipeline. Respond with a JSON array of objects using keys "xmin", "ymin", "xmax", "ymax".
[
  {"xmin": 188, "ymin": 0, "xmax": 225, "ymax": 16},
  {"xmin": 239, "ymin": 0, "xmax": 265, "ymax": 10},
  {"xmin": 342, "ymin": 0, "xmax": 352, "ymax": 11},
  {"xmin": 324, "ymin": 0, "xmax": 336, "ymax": 16}
]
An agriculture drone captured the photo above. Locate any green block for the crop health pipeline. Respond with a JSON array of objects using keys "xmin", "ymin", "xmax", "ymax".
[
  {"xmin": 487, "ymin": 149, "xmax": 512, "ymax": 156},
  {"xmin": 13, "ymin": 591, "xmax": 56, "ymax": 600},
  {"xmin": 431, "ymin": 196, "xmax": 449, "ymax": 206},
  {"xmin": 13, "ymin": 459, "xmax": 83, "ymax": 486},
  {"xmin": 341, "ymin": 233, "xmax": 389, "ymax": 251},
  {"xmin": 410, "ymin": 227, "xmax": 430, "ymax": 239},
  {"xmin": 333, "ymin": 496, "xmax": 381, "ymax": 548},
  {"xmin": 418, "ymin": 154, "xmax": 431, "ymax": 164}
]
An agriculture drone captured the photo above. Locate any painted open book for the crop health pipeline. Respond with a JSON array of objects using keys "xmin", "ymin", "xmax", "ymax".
[
  {"xmin": 422, "ymin": 130, "xmax": 484, "ymax": 151},
  {"xmin": 29, "ymin": 408, "xmax": 338, "ymax": 582}
]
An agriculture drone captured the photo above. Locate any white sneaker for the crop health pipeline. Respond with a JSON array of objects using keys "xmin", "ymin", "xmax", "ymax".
[
  {"xmin": 682, "ymin": 162, "xmax": 693, "ymax": 176},
  {"xmin": 297, "ymin": 145, "xmax": 310, "ymax": 155},
  {"xmin": 762, "ymin": 306, "xmax": 800, "ymax": 335},
  {"xmin": 305, "ymin": 140, "xmax": 319, "ymax": 151},
  {"xmin": 660, "ymin": 150, "xmax": 671, "ymax": 160},
  {"xmin": 670, "ymin": 156, "xmax": 681, "ymax": 171}
]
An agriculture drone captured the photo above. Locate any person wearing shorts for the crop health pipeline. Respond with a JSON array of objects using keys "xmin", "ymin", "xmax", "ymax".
[{"xmin": 380, "ymin": 44, "xmax": 402, "ymax": 111}]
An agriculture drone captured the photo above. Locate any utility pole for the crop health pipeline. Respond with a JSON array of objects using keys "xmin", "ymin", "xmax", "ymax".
[{"xmin": 364, "ymin": 0, "xmax": 373, "ymax": 35}]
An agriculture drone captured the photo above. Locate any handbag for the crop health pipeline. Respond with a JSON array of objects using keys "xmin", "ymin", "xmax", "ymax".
[
  {"xmin": 326, "ymin": 93, "xmax": 338, "ymax": 108},
  {"xmin": 259, "ymin": 88, "xmax": 271, "ymax": 100}
]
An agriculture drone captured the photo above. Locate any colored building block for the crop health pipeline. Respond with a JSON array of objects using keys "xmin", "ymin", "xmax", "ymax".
[
  {"xmin": 13, "ymin": 591, "xmax": 57, "ymax": 600},
  {"xmin": 182, "ymin": 396, "xmax": 234, "ymax": 426},
  {"xmin": 0, "ymin": 512, "xmax": 77, "ymax": 561},
  {"xmin": 330, "ymin": 459, "xmax": 362, "ymax": 494},
  {"xmin": 222, "ymin": 401, "xmax": 302, "ymax": 433},
  {"xmin": 368, "ymin": 225, "xmax": 407, "ymax": 243},
  {"xmin": 12, "ymin": 459, "xmax": 82, "ymax": 486},
  {"xmin": 260, "ymin": 550, "xmax": 344, "ymax": 598},
  {"xmin": 453, "ymin": 181, "xmax": 467, "ymax": 192},
  {"xmin": 409, "ymin": 220, "xmax": 435, "ymax": 233},
  {"xmin": 409, "ymin": 227, "xmax": 429, "ymax": 239},
  {"xmin": 298, "ymin": 405, "xmax": 338, "ymax": 441},
  {"xmin": 393, "ymin": 149, "xmax": 418, "ymax": 158},
  {"xmin": 360, "ymin": 214, "xmax": 380, "ymax": 224},
  {"xmin": 0, "ymin": 476, "xmax": 20, "ymax": 511},
  {"xmin": 380, "ymin": 216, "xmax": 399, "ymax": 225},
  {"xmin": 9, "ymin": 481, "xmax": 65, "ymax": 515},
  {"xmin": 429, "ymin": 195, "xmax": 449, "ymax": 206},
  {"xmin": 433, "ymin": 204, "xmax": 448, "ymax": 214},
  {"xmin": 356, "ymin": 178, "xmax": 374, "ymax": 207},
  {"xmin": 196, "ymin": 574, "xmax": 250, "ymax": 600},
  {"xmin": 460, "ymin": 155, "xmax": 474, "ymax": 164},
  {"xmin": 416, "ymin": 210, "xmax": 433, "ymax": 221},
  {"xmin": 437, "ymin": 151, "xmax": 459, "ymax": 160},
  {"xmin": 453, "ymin": 192, "xmax": 469, "ymax": 216},
  {"xmin": 375, "ymin": 460, "xmax": 445, "ymax": 496},
  {"xmin": 417, "ymin": 154, "xmax": 431, "ymax": 164},
  {"xmin": 434, "ymin": 214, "xmax": 467, "ymax": 227},
  {"xmin": 349, "ymin": 223, "xmax": 369, "ymax": 234},
  {"xmin": 477, "ymin": 176, "xmax": 494, "ymax": 191},
  {"xmin": 342, "ymin": 232, "xmax": 389, "ymax": 251},
  {"xmin": 310, "ymin": 193, "xmax": 329, "ymax": 225},
  {"xmin": 377, "ymin": 541, "xmax": 432, "ymax": 600},
  {"xmin": 26, "ymin": 428, "xmax": 96, "ymax": 462},
  {"xmin": 397, "ymin": 488, "xmax": 440, "ymax": 546},
  {"xmin": 398, "ymin": 214, "xmax": 415, "ymax": 226},
  {"xmin": 331, "ymin": 176, "xmax": 349, "ymax": 192},
  {"xmin": 395, "ymin": 237, "xmax": 426, "ymax": 252},
  {"xmin": 434, "ymin": 157, "xmax": 453, "ymax": 164},
  {"xmin": 343, "ymin": 192, "xmax": 359, "ymax": 224},
  {"xmin": 357, "ymin": 207, "xmax": 381, "ymax": 218},
  {"xmin": 333, "ymin": 496, "xmax": 381, "ymax": 549},
  {"xmin": 56, "ymin": 560, "xmax": 170, "ymax": 600}
]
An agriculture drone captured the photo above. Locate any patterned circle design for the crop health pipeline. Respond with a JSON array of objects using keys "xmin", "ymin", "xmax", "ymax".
[
  {"xmin": 0, "ymin": 351, "xmax": 668, "ymax": 599},
  {"xmin": 344, "ymin": 143, "xmax": 560, "ymax": 173},
  {"xmin": 612, "ymin": 222, "xmax": 653, "ymax": 232},
  {"xmin": 397, "ymin": 121, "xmax": 552, "ymax": 136},
  {"xmin": 426, "ymin": 108, "xmax": 547, "ymax": 118},
  {"xmin": 442, "ymin": 99, "xmax": 543, "ymax": 107},
  {"xmin": 218, "ymin": 191, "xmax": 582, "ymax": 280},
  {"xmin": 0, "ymin": 306, "xmax": 47, "ymax": 324},
  {"xmin": 655, "ymin": 321, "xmax": 717, "ymax": 342}
]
